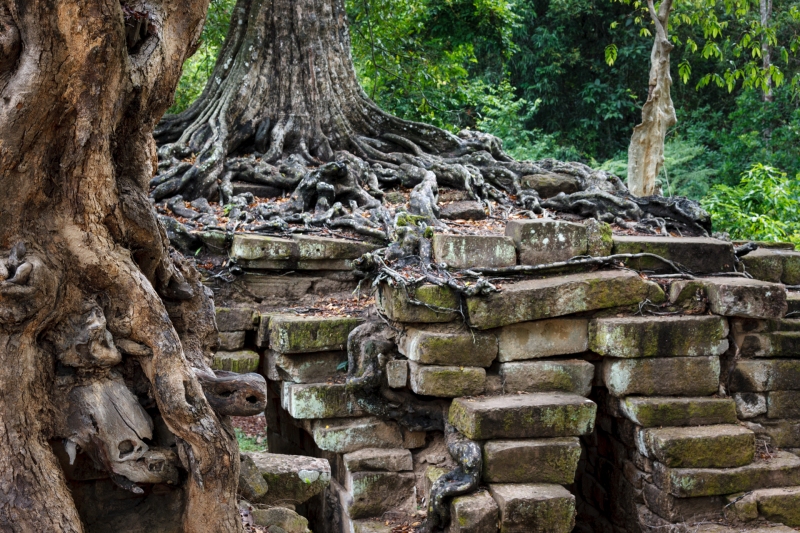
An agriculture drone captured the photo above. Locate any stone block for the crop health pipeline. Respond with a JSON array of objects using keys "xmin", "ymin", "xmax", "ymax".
[
  {"xmin": 642, "ymin": 482, "xmax": 726, "ymax": 522},
  {"xmin": 346, "ymin": 470, "xmax": 416, "ymax": 519},
  {"xmin": 757, "ymin": 419, "xmax": 800, "ymax": 448},
  {"xmin": 248, "ymin": 452, "xmax": 331, "ymax": 505},
  {"xmin": 743, "ymin": 247, "xmax": 800, "ymax": 285},
  {"xmin": 267, "ymin": 349, "xmax": 347, "ymax": 383},
  {"xmin": 652, "ymin": 451, "xmax": 800, "ymax": 498},
  {"xmin": 619, "ymin": 397, "xmax": 738, "ymax": 427},
  {"xmin": 496, "ymin": 318, "xmax": 588, "ymax": 362},
  {"xmin": 446, "ymin": 491, "xmax": 500, "ymax": 533},
  {"xmin": 377, "ymin": 283, "xmax": 459, "ymax": 323},
  {"xmin": 768, "ymin": 391, "xmax": 800, "ymax": 418},
  {"xmin": 269, "ymin": 315, "xmax": 362, "ymax": 353},
  {"xmin": 730, "ymin": 360, "xmax": 800, "ymax": 392},
  {"xmin": 230, "ymin": 234, "xmax": 376, "ymax": 270},
  {"xmin": 505, "ymin": 219, "xmax": 588, "ymax": 265},
  {"xmin": 726, "ymin": 492, "xmax": 759, "ymax": 522},
  {"xmin": 449, "ymin": 392, "xmax": 596, "ymax": 440},
  {"xmin": 611, "ymin": 236, "xmax": 735, "ymax": 274},
  {"xmin": 734, "ymin": 392, "xmax": 768, "ymax": 418},
  {"xmin": 637, "ymin": 425, "xmax": 755, "ymax": 468},
  {"xmin": 585, "ymin": 219, "xmax": 614, "ymax": 257},
  {"xmin": 499, "ymin": 360, "xmax": 594, "ymax": 396},
  {"xmin": 250, "ymin": 507, "xmax": 310, "ymax": 533},
  {"xmin": 603, "ymin": 356, "xmax": 720, "ymax": 397},
  {"xmin": 483, "ymin": 438, "xmax": 581, "ymax": 484},
  {"xmin": 218, "ymin": 330, "xmax": 246, "ymax": 351},
  {"xmin": 670, "ymin": 277, "xmax": 787, "ymax": 319},
  {"xmin": 589, "ymin": 316, "xmax": 729, "ymax": 358},
  {"xmin": 310, "ymin": 418, "xmax": 404, "ymax": 453},
  {"xmin": 489, "ymin": 483, "xmax": 576, "ymax": 533},
  {"xmin": 408, "ymin": 362, "xmax": 486, "ymax": 397},
  {"xmin": 754, "ymin": 486, "xmax": 800, "ymax": 526},
  {"xmin": 281, "ymin": 382, "xmax": 363, "ymax": 419},
  {"xmin": 386, "ymin": 359, "xmax": 408, "ymax": 388},
  {"xmin": 239, "ymin": 454, "xmax": 269, "ymax": 502},
  {"xmin": 212, "ymin": 350, "xmax": 260, "ymax": 373},
  {"xmin": 432, "ymin": 234, "xmax": 517, "ymax": 269},
  {"xmin": 520, "ymin": 172, "xmax": 580, "ymax": 198},
  {"xmin": 343, "ymin": 448, "xmax": 413, "ymax": 473},
  {"xmin": 440, "ymin": 201, "xmax": 486, "ymax": 221},
  {"xmin": 216, "ymin": 307, "xmax": 258, "ymax": 331},
  {"xmin": 256, "ymin": 312, "xmax": 273, "ymax": 347},
  {"xmin": 398, "ymin": 324, "xmax": 497, "ymax": 367},
  {"xmin": 740, "ymin": 332, "xmax": 800, "ymax": 357},
  {"xmin": 788, "ymin": 293, "xmax": 800, "ymax": 316},
  {"xmin": 466, "ymin": 270, "xmax": 663, "ymax": 330}
]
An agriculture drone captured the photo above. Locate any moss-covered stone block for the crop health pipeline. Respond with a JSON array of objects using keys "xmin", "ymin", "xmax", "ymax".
[
  {"xmin": 446, "ymin": 491, "xmax": 500, "ymax": 533},
  {"xmin": 499, "ymin": 360, "xmax": 594, "ymax": 396},
  {"xmin": 670, "ymin": 277, "xmax": 787, "ymax": 319},
  {"xmin": 310, "ymin": 417, "xmax": 404, "ymax": 453},
  {"xmin": 269, "ymin": 314, "xmax": 362, "ymax": 353},
  {"xmin": 251, "ymin": 506, "xmax": 310, "ymax": 533},
  {"xmin": 281, "ymin": 382, "xmax": 363, "ymax": 419},
  {"xmin": 585, "ymin": 219, "xmax": 614, "ymax": 257},
  {"xmin": 432, "ymin": 233, "xmax": 517, "ymax": 269},
  {"xmin": 346, "ymin": 470, "xmax": 416, "ymax": 519},
  {"xmin": 652, "ymin": 450, "xmax": 800, "ymax": 498},
  {"xmin": 377, "ymin": 282, "xmax": 460, "ymax": 323},
  {"xmin": 768, "ymin": 391, "xmax": 800, "ymax": 418},
  {"xmin": 248, "ymin": 452, "xmax": 331, "ymax": 505},
  {"xmin": 408, "ymin": 362, "xmax": 486, "ymax": 397},
  {"xmin": 489, "ymin": 483, "xmax": 576, "ymax": 533},
  {"xmin": 449, "ymin": 392, "xmax": 596, "ymax": 440},
  {"xmin": 612, "ymin": 236, "xmax": 735, "ymax": 274},
  {"xmin": 505, "ymin": 219, "xmax": 587, "ymax": 265},
  {"xmin": 398, "ymin": 324, "xmax": 497, "ymax": 367},
  {"xmin": 603, "ymin": 356, "xmax": 720, "ymax": 397},
  {"xmin": 638, "ymin": 425, "xmax": 755, "ymax": 468},
  {"xmin": 466, "ymin": 270, "xmax": 663, "ymax": 330},
  {"xmin": 497, "ymin": 318, "xmax": 588, "ymax": 362},
  {"xmin": 519, "ymin": 172, "xmax": 580, "ymax": 198},
  {"xmin": 619, "ymin": 397, "xmax": 737, "ymax": 427},
  {"xmin": 742, "ymin": 248, "xmax": 785, "ymax": 283},
  {"xmin": 239, "ymin": 454, "xmax": 269, "ymax": 502},
  {"xmin": 741, "ymin": 331, "xmax": 800, "ymax": 358},
  {"xmin": 755, "ymin": 486, "xmax": 800, "ymax": 526},
  {"xmin": 483, "ymin": 437, "xmax": 581, "ymax": 484},
  {"xmin": 212, "ymin": 350, "xmax": 260, "ymax": 373},
  {"xmin": 589, "ymin": 315, "xmax": 729, "ymax": 358},
  {"xmin": 729, "ymin": 359, "xmax": 800, "ymax": 392}
]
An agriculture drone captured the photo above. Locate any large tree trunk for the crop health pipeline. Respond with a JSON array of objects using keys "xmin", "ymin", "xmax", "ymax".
[
  {"xmin": 627, "ymin": 0, "xmax": 676, "ymax": 197},
  {"xmin": 0, "ymin": 1, "xmax": 265, "ymax": 532}
]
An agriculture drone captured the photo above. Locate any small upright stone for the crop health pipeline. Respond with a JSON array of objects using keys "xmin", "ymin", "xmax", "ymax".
[
  {"xmin": 432, "ymin": 234, "xmax": 517, "ymax": 269},
  {"xmin": 670, "ymin": 277, "xmax": 787, "ymax": 319},
  {"xmin": 505, "ymin": 219, "xmax": 588, "ymax": 265},
  {"xmin": 386, "ymin": 359, "xmax": 408, "ymax": 388},
  {"xmin": 489, "ymin": 483, "xmax": 576, "ymax": 533},
  {"xmin": 446, "ymin": 491, "xmax": 500, "ymax": 533}
]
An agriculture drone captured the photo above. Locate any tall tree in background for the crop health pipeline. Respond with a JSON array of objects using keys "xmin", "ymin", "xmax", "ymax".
[{"xmin": 0, "ymin": 1, "xmax": 264, "ymax": 531}]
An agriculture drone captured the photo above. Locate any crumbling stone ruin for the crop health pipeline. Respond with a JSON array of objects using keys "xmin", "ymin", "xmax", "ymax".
[{"xmin": 202, "ymin": 219, "xmax": 800, "ymax": 533}]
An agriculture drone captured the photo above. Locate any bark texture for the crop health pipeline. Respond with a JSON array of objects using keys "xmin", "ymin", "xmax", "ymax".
[
  {"xmin": 0, "ymin": 1, "xmax": 265, "ymax": 532},
  {"xmin": 627, "ymin": 0, "xmax": 677, "ymax": 198}
]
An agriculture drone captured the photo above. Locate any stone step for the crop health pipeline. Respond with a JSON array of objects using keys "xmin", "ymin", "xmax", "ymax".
[
  {"xmin": 397, "ymin": 324, "xmax": 497, "ymax": 367},
  {"xmin": 589, "ymin": 315, "xmax": 729, "ymax": 358},
  {"xmin": 489, "ymin": 483, "xmax": 576, "ymax": 533},
  {"xmin": 448, "ymin": 392, "xmax": 596, "ymax": 440},
  {"xmin": 269, "ymin": 314, "xmax": 362, "ymax": 354},
  {"xmin": 670, "ymin": 277, "xmax": 787, "ymax": 319},
  {"xmin": 653, "ymin": 451, "xmax": 800, "ymax": 498},
  {"xmin": 466, "ymin": 270, "xmax": 664, "ymax": 330},
  {"xmin": 730, "ymin": 360, "xmax": 800, "ymax": 392},
  {"xmin": 618, "ymin": 396, "xmax": 738, "ymax": 427},
  {"xmin": 230, "ymin": 233, "xmax": 377, "ymax": 270},
  {"xmin": 603, "ymin": 356, "xmax": 720, "ymax": 397},
  {"xmin": 742, "ymin": 247, "xmax": 800, "ymax": 285},
  {"xmin": 246, "ymin": 452, "xmax": 331, "ymax": 506},
  {"xmin": 498, "ymin": 360, "xmax": 594, "ymax": 396},
  {"xmin": 281, "ymin": 382, "xmax": 363, "ymax": 419},
  {"xmin": 505, "ymin": 219, "xmax": 611, "ymax": 265},
  {"xmin": 750, "ymin": 486, "xmax": 800, "ymax": 527},
  {"xmin": 739, "ymin": 331, "xmax": 800, "ymax": 357},
  {"xmin": 482, "ymin": 438, "xmax": 582, "ymax": 484},
  {"xmin": 611, "ymin": 236, "xmax": 736, "ymax": 274},
  {"xmin": 446, "ymin": 490, "xmax": 500, "ymax": 533},
  {"xmin": 496, "ymin": 318, "xmax": 588, "ymax": 362},
  {"xmin": 376, "ymin": 282, "xmax": 460, "ymax": 323},
  {"xmin": 408, "ymin": 362, "xmax": 486, "ymax": 397},
  {"xmin": 637, "ymin": 424, "xmax": 755, "ymax": 468},
  {"xmin": 264, "ymin": 349, "xmax": 347, "ymax": 383},
  {"xmin": 432, "ymin": 233, "xmax": 517, "ymax": 269},
  {"xmin": 211, "ymin": 350, "xmax": 260, "ymax": 373}
]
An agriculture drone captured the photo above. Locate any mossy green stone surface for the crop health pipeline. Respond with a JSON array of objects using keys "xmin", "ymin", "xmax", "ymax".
[
  {"xmin": 448, "ymin": 491, "xmax": 499, "ymax": 533},
  {"xmin": 347, "ymin": 471, "xmax": 416, "ymax": 519},
  {"xmin": 620, "ymin": 397, "xmax": 737, "ymax": 427},
  {"xmin": 640, "ymin": 425, "xmax": 755, "ymax": 468},
  {"xmin": 448, "ymin": 392, "xmax": 596, "ymax": 440},
  {"xmin": 489, "ymin": 483, "xmax": 576, "ymax": 533},
  {"xmin": 589, "ymin": 316, "xmax": 729, "ymax": 358},
  {"xmin": 269, "ymin": 315, "xmax": 362, "ymax": 353},
  {"xmin": 248, "ymin": 452, "xmax": 331, "ymax": 505},
  {"xmin": 282, "ymin": 382, "xmax": 362, "ymax": 419},
  {"xmin": 399, "ymin": 325, "xmax": 497, "ymax": 367},
  {"xmin": 211, "ymin": 350, "xmax": 260, "ymax": 373},
  {"xmin": 377, "ymin": 282, "xmax": 459, "ymax": 323},
  {"xmin": 755, "ymin": 487, "xmax": 800, "ymax": 526},
  {"xmin": 408, "ymin": 362, "xmax": 486, "ymax": 397},
  {"xmin": 483, "ymin": 438, "xmax": 581, "ymax": 484}
]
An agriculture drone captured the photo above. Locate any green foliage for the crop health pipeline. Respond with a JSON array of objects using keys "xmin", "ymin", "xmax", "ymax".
[
  {"xmin": 235, "ymin": 428, "xmax": 268, "ymax": 453},
  {"xmin": 701, "ymin": 164, "xmax": 800, "ymax": 244},
  {"xmin": 169, "ymin": 0, "xmax": 236, "ymax": 114}
]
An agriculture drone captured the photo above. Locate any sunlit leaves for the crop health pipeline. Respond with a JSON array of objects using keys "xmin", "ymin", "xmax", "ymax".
[{"xmin": 605, "ymin": 44, "xmax": 619, "ymax": 65}]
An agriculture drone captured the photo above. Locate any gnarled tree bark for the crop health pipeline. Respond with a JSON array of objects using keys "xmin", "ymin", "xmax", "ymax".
[
  {"xmin": 0, "ymin": 1, "xmax": 265, "ymax": 532},
  {"xmin": 627, "ymin": 0, "xmax": 676, "ymax": 197}
]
